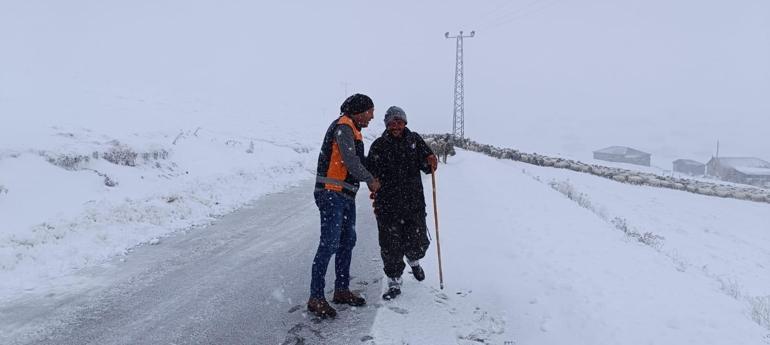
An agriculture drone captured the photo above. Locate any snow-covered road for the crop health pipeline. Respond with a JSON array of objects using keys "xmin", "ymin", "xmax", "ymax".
[{"xmin": 1, "ymin": 183, "xmax": 384, "ymax": 345}]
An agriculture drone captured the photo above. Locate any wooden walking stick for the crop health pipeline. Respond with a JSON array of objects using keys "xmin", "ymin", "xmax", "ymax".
[{"xmin": 430, "ymin": 164, "xmax": 445, "ymax": 289}]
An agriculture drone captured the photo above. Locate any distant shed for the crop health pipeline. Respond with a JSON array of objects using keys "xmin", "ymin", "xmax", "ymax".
[
  {"xmin": 593, "ymin": 146, "xmax": 651, "ymax": 167},
  {"xmin": 673, "ymin": 159, "xmax": 705, "ymax": 176},
  {"xmin": 706, "ymin": 157, "xmax": 770, "ymax": 187}
]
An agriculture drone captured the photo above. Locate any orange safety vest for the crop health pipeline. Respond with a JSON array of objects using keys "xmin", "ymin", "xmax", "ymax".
[{"xmin": 315, "ymin": 116, "xmax": 365, "ymax": 197}]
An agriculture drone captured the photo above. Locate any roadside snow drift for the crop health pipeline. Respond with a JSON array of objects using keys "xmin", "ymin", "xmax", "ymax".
[
  {"xmin": 370, "ymin": 149, "xmax": 770, "ymax": 345},
  {"xmin": 0, "ymin": 126, "xmax": 316, "ymax": 300}
]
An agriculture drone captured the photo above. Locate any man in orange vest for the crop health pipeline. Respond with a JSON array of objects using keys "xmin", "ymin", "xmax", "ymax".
[{"xmin": 308, "ymin": 93, "xmax": 381, "ymax": 318}]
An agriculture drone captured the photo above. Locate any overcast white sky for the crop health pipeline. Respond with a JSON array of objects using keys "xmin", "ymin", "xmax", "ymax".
[{"xmin": 2, "ymin": 0, "xmax": 768, "ymax": 162}]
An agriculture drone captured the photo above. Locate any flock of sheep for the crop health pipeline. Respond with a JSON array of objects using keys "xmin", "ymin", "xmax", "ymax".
[{"xmin": 424, "ymin": 134, "xmax": 770, "ymax": 204}]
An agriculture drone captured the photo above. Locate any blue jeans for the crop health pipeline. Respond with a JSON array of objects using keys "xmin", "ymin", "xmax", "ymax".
[{"xmin": 310, "ymin": 190, "xmax": 357, "ymax": 299}]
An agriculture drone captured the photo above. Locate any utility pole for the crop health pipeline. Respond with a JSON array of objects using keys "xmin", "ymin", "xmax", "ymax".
[{"xmin": 445, "ymin": 30, "xmax": 475, "ymax": 142}]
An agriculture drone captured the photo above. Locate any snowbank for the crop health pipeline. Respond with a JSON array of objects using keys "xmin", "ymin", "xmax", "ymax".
[
  {"xmin": 370, "ymin": 149, "xmax": 769, "ymax": 344},
  {"xmin": 0, "ymin": 126, "xmax": 317, "ymax": 300}
]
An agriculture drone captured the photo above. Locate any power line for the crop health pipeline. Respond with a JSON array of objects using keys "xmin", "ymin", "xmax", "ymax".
[
  {"xmin": 475, "ymin": 0, "xmax": 564, "ymax": 31},
  {"xmin": 471, "ymin": 0, "xmax": 528, "ymax": 25}
]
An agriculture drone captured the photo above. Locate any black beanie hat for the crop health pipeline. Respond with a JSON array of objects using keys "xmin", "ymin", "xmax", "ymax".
[{"xmin": 340, "ymin": 93, "xmax": 374, "ymax": 115}]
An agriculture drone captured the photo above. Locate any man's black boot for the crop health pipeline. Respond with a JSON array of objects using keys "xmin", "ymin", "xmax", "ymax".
[
  {"xmin": 382, "ymin": 277, "xmax": 402, "ymax": 300},
  {"xmin": 382, "ymin": 287, "xmax": 401, "ymax": 300},
  {"xmin": 411, "ymin": 265, "xmax": 425, "ymax": 281}
]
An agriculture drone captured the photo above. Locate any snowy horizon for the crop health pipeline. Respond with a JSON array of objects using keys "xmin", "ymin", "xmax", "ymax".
[{"xmin": 2, "ymin": 1, "xmax": 769, "ymax": 160}]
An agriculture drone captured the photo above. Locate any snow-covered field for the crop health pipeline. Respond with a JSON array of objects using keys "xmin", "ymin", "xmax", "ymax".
[
  {"xmin": 372, "ymin": 149, "xmax": 770, "ymax": 344},
  {"xmin": 3, "ymin": 129, "xmax": 770, "ymax": 344},
  {"xmin": 0, "ymin": 125, "xmax": 319, "ymax": 301}
]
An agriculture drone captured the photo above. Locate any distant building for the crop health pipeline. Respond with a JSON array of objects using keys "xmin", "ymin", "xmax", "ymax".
[
  {"xmin": 593, "ymin": 146, "xmax": 651, "ymax": 167},
  {"xmin": 673, "ymin": 159, "xmax": 705, "ymax": 176},
  {"xmin": 706, "ymin": 157, "xmax": 770, "ymax": 187}
]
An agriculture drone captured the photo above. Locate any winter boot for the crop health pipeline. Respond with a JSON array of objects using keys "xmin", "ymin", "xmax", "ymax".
[
  {"xmin": 382, "ymin": 277, "xmax": 402, "ymax": 300},
  {"xmin": 307, "ymin": 297, "xmax": 337, "ymax": 318},
  {"xmin": 382, "ymin": 287, "xmax": 401, "ymax": 300},
  {"xmin": 332, "ymin": 290, "xmax": 366, "ymax": 306},
  {"xmin": 407, "ymin": 259, "xmax": 425, "ymax": 281},
  {"xmin": 410, "ymin": 265, "xmax": 425, "ymax": 281}
]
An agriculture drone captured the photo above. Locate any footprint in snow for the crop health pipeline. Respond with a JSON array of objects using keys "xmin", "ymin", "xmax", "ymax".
[
  {"xmin": 433, "ymin": 291, "xmax": 450, "ymax": 305},
  {"xmin": 282, "ymin": 322, "xmax": 325, "ymax": 345},
  {"xmin": 387, "ymin": 306, "xmax": 409, "ymax": 314},
  {"xmin": 455, "ymin": 290, "xmax": 472, "ymax": 297},
  {"xmin": 434, "ymin": 297, "xmax": 448, "ymax": 306},
  {"xmin": 539, "ymin": 317, "xmax": 551, "ymax": 332}
]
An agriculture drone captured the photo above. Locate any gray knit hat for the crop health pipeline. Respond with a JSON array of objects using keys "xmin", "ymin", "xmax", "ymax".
[{"xmin": 383, "ymin": 106, "xmax": 407, "ymax": 125}]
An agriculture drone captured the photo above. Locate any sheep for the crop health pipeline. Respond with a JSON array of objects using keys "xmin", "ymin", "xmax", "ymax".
[{"xmin": 426, "ymin": 135, "xmax": 456, "ymax": 163}]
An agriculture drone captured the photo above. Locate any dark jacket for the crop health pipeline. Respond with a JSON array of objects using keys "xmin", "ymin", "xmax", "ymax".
[
  {"xmin": 366, "ymin": 128, "xmax": 434, "ymax": 218},
  {"xmin": 315, "ymin": 116, "xmax": 374, "ymax": 198}
]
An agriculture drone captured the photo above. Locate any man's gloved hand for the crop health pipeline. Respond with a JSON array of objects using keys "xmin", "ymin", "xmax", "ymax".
[{"xmin": 427, "ymin": 154, "xmax": 438, "ymax": 172}]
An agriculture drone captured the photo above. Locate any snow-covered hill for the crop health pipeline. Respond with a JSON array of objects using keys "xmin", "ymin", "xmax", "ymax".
[
  {"xmin": 0, "ymin": 126, "xmax": 318, "ymax": 300},
  {"xmin": 373, "ymin": 149, "xmax": 770, "ymax": 344}
]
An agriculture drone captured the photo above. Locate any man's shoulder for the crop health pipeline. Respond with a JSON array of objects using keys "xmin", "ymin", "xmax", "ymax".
[
  {"xmin": 371, "ymin": 134, "xmax": 387, "ymax": 143},
  {"xmin": 405, "ymin": 129, "xmax": 425, "ymax": 142},
  {"xmin": 334, "ymin": 122, "xmax": 358, "ymax": 139},
  {"xmin": 369, "ymin": 136, "xmax": 387, "ymax": 149}
]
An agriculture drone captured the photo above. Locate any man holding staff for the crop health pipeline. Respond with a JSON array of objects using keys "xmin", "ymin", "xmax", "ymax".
[{"xmin": 366, "ymin": 106, "xmax": 438, "ymax": 300}]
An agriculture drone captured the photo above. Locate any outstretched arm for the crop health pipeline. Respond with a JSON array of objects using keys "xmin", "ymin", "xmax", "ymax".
[{"xmin": 337, "ymin": 126, "xmax": 380, "ymax": 192}]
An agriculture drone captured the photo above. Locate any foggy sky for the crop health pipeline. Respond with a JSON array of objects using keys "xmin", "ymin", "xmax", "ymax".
[{"xmin": 1, "ymin": 0, "xmax": 768, "ymax": 163}]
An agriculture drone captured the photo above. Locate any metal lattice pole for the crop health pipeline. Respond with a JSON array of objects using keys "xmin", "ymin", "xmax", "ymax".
[{"xmin": 445, "ymin": 30, "xmax": 475, "ymax": 142}]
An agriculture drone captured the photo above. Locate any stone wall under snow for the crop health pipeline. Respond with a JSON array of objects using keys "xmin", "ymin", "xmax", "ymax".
[{"xmin": 425, "ymin": 134, "xmax": 770, "ymax": 204}]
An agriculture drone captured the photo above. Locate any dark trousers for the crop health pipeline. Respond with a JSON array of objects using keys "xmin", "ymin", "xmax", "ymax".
[
  {"xmin": 377, "ymin": 213, "xmax": 430, "ymax": 279},
  {"xmin": 310, "ymin": 190, "xmax": 357, "ymax": 299}
]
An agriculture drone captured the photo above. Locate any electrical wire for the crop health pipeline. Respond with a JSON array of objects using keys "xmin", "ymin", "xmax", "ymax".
[{"xmin": 474, "ymin": 0, "xmax": 565, "ymax": 32}]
